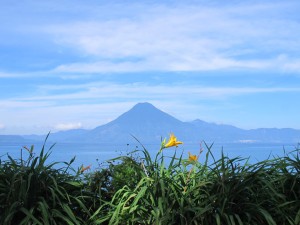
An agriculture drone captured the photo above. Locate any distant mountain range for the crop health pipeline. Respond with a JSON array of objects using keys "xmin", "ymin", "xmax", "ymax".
[{"xmin": 1, "ymin": 102, "xmax": 300, "ymax": 144}]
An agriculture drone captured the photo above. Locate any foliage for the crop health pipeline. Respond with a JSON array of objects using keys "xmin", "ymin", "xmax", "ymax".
[
  {"xmin": 91, "ymin": 140, "xmax": 300, "ymax": 225},
  {"xmin": 0, "ymin": 134, "xmax": 95, "ymax": 225},
  {"xmin": 1, "ymin": 134, "xmax": 299, "ymax": 225},
  {"xmin": 84, "ymin": 155, "xmax": 142, "ymax": 206}
]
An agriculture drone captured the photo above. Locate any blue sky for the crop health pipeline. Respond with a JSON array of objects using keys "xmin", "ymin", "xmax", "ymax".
[{"xmin": 1, "ymin": 0, "xmax": 300, "ymax": 135}]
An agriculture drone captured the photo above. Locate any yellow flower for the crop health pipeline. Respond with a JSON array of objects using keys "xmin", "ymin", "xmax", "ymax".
[
  {"xmin": 164, "ymin": 133, "xmax": 183, "ymax": 148},
  {"xmin": 80, "ymin": 164, "xmax": 91, "ymax": 173},
  {"xmin": 188, "ymin": 152, "xmax": 198, "ymax": 162}
]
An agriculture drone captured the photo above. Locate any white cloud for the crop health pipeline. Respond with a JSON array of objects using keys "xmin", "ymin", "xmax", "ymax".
[
  {"xmin": 0, "ymin": 72, "xmax": 11, "ymax": 78},
  {"xmin": 282, "ymin": 60, "xmax": 300, "ymax": 72},
  {"xmin": 0, "ymin": 101, "xmax": 136, "ymax": 134},
  {"xmin": 54, "ymin": 57, "xmax": 275, "ymax": 73},
  {"xmin": 0, "ymin": 70, "xmax": 53, "ymax": 78},
  {"xmin": 1, "ymin": 1, "xmax": 300, "ymax": 134},
  {"xmin": 1, "ymin": 79, "xmax": 300, "ymax": 134},
  {"xmin": 54, "ymin": 122, "xmax": 82, "ymax": 131},
  {"xmin": 24, "ymin": 83, "xmax": 300, "ymax": 102},
  {"xmin": 0, "ymin": 81, "xmax": 299, "ymax": 133},
  {"xmin": 45, "ymin": 1, "xmax": 300, "ymax": 73},
  {"xmin": 1, "ymin": 82, "xmax": 298, "ymax": 111},
  {"xmin": 0, "ymin": 71, "xmax": 23, "ymax": 78},
  {"xmin": 0, "ymin": 123, "xmax": 5, "ymax": 129}
]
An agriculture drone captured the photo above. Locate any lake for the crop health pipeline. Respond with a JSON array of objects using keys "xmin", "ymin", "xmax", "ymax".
[{"xmin": 0, "ymin": 141, "xmax": 299, "ymax": 171}]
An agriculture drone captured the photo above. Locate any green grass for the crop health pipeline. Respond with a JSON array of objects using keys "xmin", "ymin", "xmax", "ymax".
[
  {"xmin": 0, "ymin": 134, "xmax": 299, "ymax": 225},
  {"xmin": 0, "ymin": 134, "xmax": 97, "ymax": 225}
]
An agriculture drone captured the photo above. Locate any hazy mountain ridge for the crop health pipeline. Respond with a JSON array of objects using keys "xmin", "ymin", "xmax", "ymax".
[
  {"xmin": 1, "ymin": 102, "xmax": 300, "ymax": 144},
  {"xmin": 0, "ymin": 135, "xmax": 26, "ymax": 143},
  {"xmin": 79, "ymin": 102, "xmax": 193, "ymax": 143}
]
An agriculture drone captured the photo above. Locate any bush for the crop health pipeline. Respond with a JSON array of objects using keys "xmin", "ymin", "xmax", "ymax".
[
  {"xmin": 91, "ymin": 139, "xmax": 300, "ymax": 225},
  {"xmin": 0, "ymin": 134, "xmax": 94, "ymax": 225},
  {"xmin": 1, "ymin": 134, "xmax": 299, "ymax": 225}
]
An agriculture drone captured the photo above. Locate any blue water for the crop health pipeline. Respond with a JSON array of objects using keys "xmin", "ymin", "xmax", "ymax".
[{"xmin": 0, "ymin": 141, "xmax": 299, "ymax": 171}]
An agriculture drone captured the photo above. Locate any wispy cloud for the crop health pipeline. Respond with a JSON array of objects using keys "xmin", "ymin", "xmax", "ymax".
[
  {"xmin": 0, "ymin": 123, "xmax": 5, "ymax": 130},
  {"xmin": 54, "ymin": 122, "xmax": 82, "ymax": 131},
  {"xmin": 24, "ymin": 82, "xmax": 300, "ymax": 102},
  {"xmin": 42, "ymin": 1, "xmax": 300, "ymax": 73},
  {"xmin": 1, "ymin": 0, "xmax": 300, "ymax": 134},
  {"xmin": 281, "ymin": 58, "xmax": 300, "ymax": 72},
  {"xmin": 2, "ymin": 82, "xmax": 299, "ymax": 116},
  {"xmin": 0, "ymin": 71, "xmax": 24, "ymax": 78},
  {"xmin": 2, "ymin": 1, "xmax": 300, "ymax": 75},
  {"xmin": 1, "ymin": 79, "xmax": 299, "ymax": 134},
  {"xmin": 53, "ymin": 57, "xmax": 275, "ymax": 73}
]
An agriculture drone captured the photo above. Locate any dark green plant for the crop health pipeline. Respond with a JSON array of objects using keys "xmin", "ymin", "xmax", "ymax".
[
  {"xmin": 0, "ymin": 134, "xmax": 94, "ymax": 225},
  {"xmin": 90, "ymin": 138, "xmax": 300, "ymax": 225},
  {"xmin": 1, "ymin": 134, "xmax": 300, "ymax": 225}
]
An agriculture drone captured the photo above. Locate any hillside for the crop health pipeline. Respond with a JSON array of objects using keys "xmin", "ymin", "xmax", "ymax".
[{"xmin": 8, "ymin": 102, "xmax": 300, "ymax": 144}]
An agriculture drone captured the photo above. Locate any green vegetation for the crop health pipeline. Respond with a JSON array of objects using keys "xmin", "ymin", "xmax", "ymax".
[{"xmin": 0, "ymin": 134, "xmax": 299, "ymax": 225}]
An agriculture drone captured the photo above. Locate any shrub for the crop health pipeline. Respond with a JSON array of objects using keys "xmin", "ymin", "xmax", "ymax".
[
  {"xmin": 0, "ymin": 134, "xmax": 93, "ymax": 225},
  {"xmin": 1, "ymin": 134, "xmax": 299, "ymax": 225},
  {"xmin": 91, "ymin": 138, "xmax": 300, "ymax": 225}
]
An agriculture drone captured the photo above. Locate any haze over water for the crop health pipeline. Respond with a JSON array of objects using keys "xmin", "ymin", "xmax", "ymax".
[{"xmin": 1, "ymin": 141, "xmax": 297, "ymax": 171}]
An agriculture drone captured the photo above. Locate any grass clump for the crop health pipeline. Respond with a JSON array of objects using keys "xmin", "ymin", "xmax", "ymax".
[
  {"xmin": 0, "ymin": 133, "xmax": 299, "ymax": 225},
  {"xmin": 0, "ymin": 134, "xmax": 97, "ymax": 225},
  {"xmin": 91, "ymin": 135, "xmax": 300, "ymax": 225}
]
